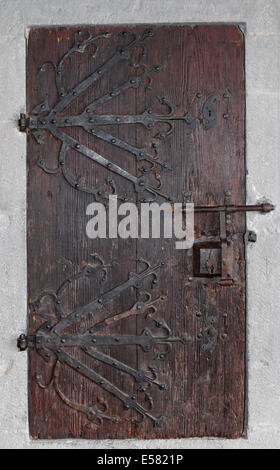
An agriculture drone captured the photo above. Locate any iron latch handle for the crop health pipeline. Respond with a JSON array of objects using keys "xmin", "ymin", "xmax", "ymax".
[{"xmin": 187, "ymin": 191, "xmax": 275, "ymax": 285}]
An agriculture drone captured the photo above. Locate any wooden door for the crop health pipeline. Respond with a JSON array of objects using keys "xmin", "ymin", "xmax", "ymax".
[{"xmin": 26, "ymin": 24, "xmax": 245, "ymax": 439}]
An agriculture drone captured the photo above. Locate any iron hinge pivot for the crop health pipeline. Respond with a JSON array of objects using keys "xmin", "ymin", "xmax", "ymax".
[
  {"xmin": 17, "ymin": 333, "xmax": 35, "ymax": 351},
  {"xmin": 18, "ymin": 113, "xmax": 28, "ymax": 132}
]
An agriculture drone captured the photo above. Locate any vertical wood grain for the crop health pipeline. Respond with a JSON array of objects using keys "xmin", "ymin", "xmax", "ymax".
[{"xmin": 27, "ymin": 24, "xmax": 245, "ymax": 439}]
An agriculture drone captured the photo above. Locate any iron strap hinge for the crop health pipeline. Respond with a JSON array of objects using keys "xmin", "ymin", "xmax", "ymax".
[
  {"xmin": 16, "ymin": 258, "xmax": 190, "ymax": 427},
  {"xmin": 17, "ymin": 27, "xmax": 220, "ymax": 203}
]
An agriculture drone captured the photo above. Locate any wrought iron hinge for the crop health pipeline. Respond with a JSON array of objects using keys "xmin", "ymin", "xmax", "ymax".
[
  {"xmin": 18, "ymin": 28, "xmax": 225, "ymax": 203},
  {"xmin": 16, "ymin": 257, "xmax": 189, "ymax": 428},
  {"xmin": 188, "ymin": 190, "xmax": 275, "ymax": 286}
]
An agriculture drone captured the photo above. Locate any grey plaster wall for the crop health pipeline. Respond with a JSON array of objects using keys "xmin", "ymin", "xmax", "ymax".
[{"xmin": 0, "ymin": 0, "xmax": 279, "ymax": 449}]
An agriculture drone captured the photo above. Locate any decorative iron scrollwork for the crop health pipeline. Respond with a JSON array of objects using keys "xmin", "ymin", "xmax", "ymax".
[
  {"xmin": 23, "ymin": 28, "xmax": 219, "ymax": 202},
  {"xmin": 19, "ymin": 256, "xmax": 189, "ymax": 427}
]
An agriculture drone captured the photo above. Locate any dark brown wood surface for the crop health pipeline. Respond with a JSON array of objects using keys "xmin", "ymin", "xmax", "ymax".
[{"xmin": 26, "ymin": 24, "xmax": 245, "ymax": 439}]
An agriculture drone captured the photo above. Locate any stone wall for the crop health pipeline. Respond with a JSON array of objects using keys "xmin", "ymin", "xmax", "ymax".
[{"xmin": 0, "ymin": 0, "xmax": 279, "ymax": 449}]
